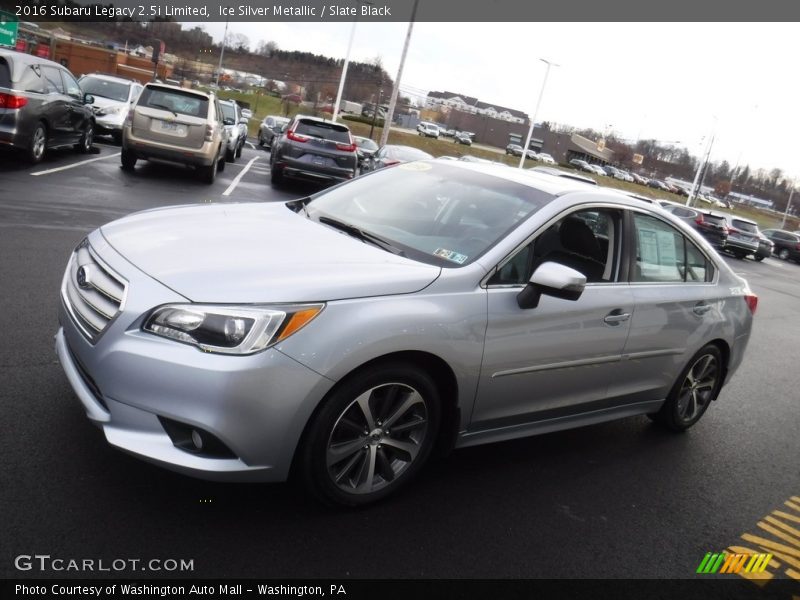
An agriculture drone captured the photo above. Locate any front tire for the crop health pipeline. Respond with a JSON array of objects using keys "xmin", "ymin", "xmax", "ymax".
[
  {"xmin": 77, "ymin": 121, "xmax": 94, "ymax": 154},
  {"xmin": 299, "ymin": 362, "xmax": 440, "ymax": 506},
  {"xmin": 778, "ymin": 248, "xmax": 790, "ymax": 260},
  {"xmin": 201, "ymin": 155, "xmax": 218, "ymax": 184},
  {"xmin": 652, "ymin": 345, "xmax": 723, "ymax": 432}
]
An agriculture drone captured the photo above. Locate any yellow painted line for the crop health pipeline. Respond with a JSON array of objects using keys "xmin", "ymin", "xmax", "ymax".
[
  {"xmin": 766, "ymin": 515, "xmax": 800, "ymax": 539},
  {"xmin": 741, "ymin": 534, "xmax": 800, "ymax": 562},
  {"xmin": 31, "ymin": 152, "xmax": 121, "ymax": 176},
  {"xmin": 757, "ymin": 521, "xmax": 800, "ymax": 551},
  {"xmin": 787, "ymin": 500, "xmax": 800, "ymax": 513},
  {"xmin": 775, "ymin": 510, "xmax": 800, "ymax": 524}
]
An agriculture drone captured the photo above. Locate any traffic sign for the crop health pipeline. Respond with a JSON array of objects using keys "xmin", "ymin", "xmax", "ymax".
[{"xmin": 0, "ymin": 10, "xmax": 19, "ymax": 48}]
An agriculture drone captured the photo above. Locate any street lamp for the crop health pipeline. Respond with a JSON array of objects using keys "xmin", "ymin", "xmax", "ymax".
[
  {"xmin": 781, "ymin": 178, "xmax": 796, "ymax": 229},
  {"xmin": 518, "ymin": 58, "xmax": 559, "ymax": 169},
  {"xmin": 215, "ymin": 17, "xmax": 229, "ymax": 89},
  {"xmin": 332, "ymin": 1, "xmax": 372, "ymax": 123}
]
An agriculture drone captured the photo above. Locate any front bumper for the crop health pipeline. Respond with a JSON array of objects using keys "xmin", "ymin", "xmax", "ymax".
[{"xmin": 55, "ymin": 233, "xmax": 335, "ymax": 482}]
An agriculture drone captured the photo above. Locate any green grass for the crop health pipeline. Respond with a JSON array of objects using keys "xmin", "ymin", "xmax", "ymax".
[{"xmin": 210, "ymin": 87, "xmax": 800, "ymax": 231}]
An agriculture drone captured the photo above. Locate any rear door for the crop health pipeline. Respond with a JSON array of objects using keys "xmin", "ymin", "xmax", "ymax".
[{"xmin": 132, "ymin": 85, "xmax": 210, "ymax": 149}]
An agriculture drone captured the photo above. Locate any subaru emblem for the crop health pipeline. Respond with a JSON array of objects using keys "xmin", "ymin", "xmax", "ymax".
[{"xmin": 76, "ymin": 266, "xmax": 88, "ymax": 288}]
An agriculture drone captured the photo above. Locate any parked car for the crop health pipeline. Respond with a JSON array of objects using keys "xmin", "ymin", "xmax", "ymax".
[
  {"xmin": 258, "ymin": 115, "xmax": 290, "ymax": 148},
  {"xmin": 602, "ymin": 165, "xmax": 623, "ymax": 178},
  {"xmin": 270, "ymin": 114, "xmax": 357, "ymax": 185},
  {"xmin": 537, "ymin": 153, "xmax": 556, "ymax": 165},
  {"xmin": 506, "ymin": 144, "xmax": 524, "ymax": 157},
  {"xmin": 632, "ymin": 173, "xmax": 649, "ymax": 185},
  {"xmin": 0, "ymin": 49, "xmax": 96, "ymax": 163},
  {"xmin": 587, "ymin": 164, "xmax": 607, "ymax": 176},
  {"xmin": 362, "ymin": 144, "xmax": 433, "ymax": 172},
  {"xmin": 218, "ymin": 99, "xmax": 248, "ymax": 162},
  {"xmin": 78, "ymin": 73, "xmax": 142, "ymax": 144},
  {"xmin": 121, "ymin": 83, "xmax": 227, "ymax": 184},
  {"xmin": 754, "ymin": 235, "xmax": 774, "ymax": 262},
  {"xmin": 240, "ymin": 108, "xmax": 253, "ymax": 120},
  {"xmin": 525, "ymin": 149, "xmax": 538, "ymax": 159},
  {"xmin": 353, "ymin": 135, "xmax": 379, "ymax": 167},
  {"xmin": 454, "ymin": 131, "xmax": 472, "ymax": 145},
  {"xmin": 657, "ymin": 200, "xmax": 702, "ymax": 228},
  {"xmin": 692, "ymin": 210, "xmax": 729, "ymax": 248},
  {"xmin": 761, "ymin": 229, "xmax": 800, "ymax": 262},
  {"xmin": 417, "ymin": 122, "xmax": 440, "ymax": 138},
  {"xmin": 721, "ymin": 215, "xmax": 762, "ymax": 259},
  {"xmin": 55, "ymin": 160, "xmax": 756, "ymax": 506},
  {"xmin": 569, "ymin": 158, "xmax": 593, "ymax": 172},
  {"xmin": 648, "ymin": 179, "xmax": 672, "ymax": 191}
]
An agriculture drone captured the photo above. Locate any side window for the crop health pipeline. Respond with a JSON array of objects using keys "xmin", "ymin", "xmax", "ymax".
[
  {"xmin": 131, "ymin": 84, "xmax": 143, "ymax": 102},
  {"xmin": 633, "ymin": 213, "xmax": 712, "ymax": 283},
  {"xmin": 488, "ymin": 208, "xmax": 621, "ymax": 286},
  {"xmin": 18, "ymin": 66, "xmax": 44, "ymax": 93},
  {"xmin": 40, "ymin": 66, "xmax": 65, "ymax": 95},
  {"xmin": 671, "ymin": 207, "xmax": 695, "ymax": 218},
  {"xmin": 60, "ymin": 70, "xmax": 82, "ymax": 99}
]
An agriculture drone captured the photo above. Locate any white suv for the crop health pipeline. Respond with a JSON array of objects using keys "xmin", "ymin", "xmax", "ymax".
[
  {"xmin": 417, "ymin": 122, "xmax": 440, "ymax": 138},
  {"xmin": 78, "ymin": 74, "xmax": 143, "ymax": 143}
]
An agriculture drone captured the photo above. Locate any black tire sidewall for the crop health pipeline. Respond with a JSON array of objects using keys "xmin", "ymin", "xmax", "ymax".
[
  {"xmin": 657, "ymin": 345, "xmax": 722, "ymax": 431},
  {"xmin": 29, "ymin": 124, "xmax": 46, "ymax": 163},
  {"xmin": 301, "ymin": 362, "xmax": 441, "ymax": 506}
]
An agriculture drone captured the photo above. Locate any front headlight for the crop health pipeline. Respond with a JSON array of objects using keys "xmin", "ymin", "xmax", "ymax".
[
  {"xmin": 98, "ymin": 105, "xmax": 124, "ymax": 116},
  {"xmin": 142, "ymin": 304, "xmax": 324, "ymax": 355}
]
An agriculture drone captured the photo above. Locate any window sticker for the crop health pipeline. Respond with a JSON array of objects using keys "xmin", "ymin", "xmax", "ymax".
[{"xmin": 433, "ymin": 248, "xmax": 468, "ymax": 264}]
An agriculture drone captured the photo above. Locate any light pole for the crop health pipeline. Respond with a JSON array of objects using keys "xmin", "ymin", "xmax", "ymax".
[
  {"xmin": 781, "ymin": 178, "xmax": 796, "ymax": 229},
  {"xmin": 519, "ymin": 58, "xmax": 559, "ymax": 169},
  {"xmin": 332, "ymin": 1, "xmax": 372, "ymax": 123},
  {"xmin": 687, "ymin": 119, "xmax": 716, "ymax": 207},
  {"xmin": 215, "ymin": 17, "xmax": 229, "ymax": 89},
  {"xmin": 379, "ymin": 0, "xmax": 420, "ymax": 148}
]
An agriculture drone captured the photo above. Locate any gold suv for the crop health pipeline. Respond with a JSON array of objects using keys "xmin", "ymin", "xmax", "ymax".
[{"xmin": 121, "ymin": 83, "xmax": 228, "ymax": 184}]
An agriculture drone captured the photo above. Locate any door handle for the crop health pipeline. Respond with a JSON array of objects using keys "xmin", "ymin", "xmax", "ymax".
[
  {"xmin": 604, "ymin": 310, "xmax": 631, "ymax": 325},
  {"xmin": 693, "ymin": 302, "xmax": 712, "ymax": 316}
]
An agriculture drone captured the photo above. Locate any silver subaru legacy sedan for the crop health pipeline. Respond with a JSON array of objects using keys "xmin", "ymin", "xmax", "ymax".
[{"xmin": 56, "ymin": 161, "xmax": 756, "ymax": 505}]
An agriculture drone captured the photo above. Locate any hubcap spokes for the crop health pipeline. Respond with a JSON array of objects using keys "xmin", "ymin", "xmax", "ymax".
[
  {"xmin": 327, "ymin": 383, "xmax": 428, "ymax": 494},
  {"xmin": 33, "ymin": 130, "xmax": 45, "ymax": 158},
  {"xmin": 677, "ymin": 354, "xmax": 718, "ymax": 422}
]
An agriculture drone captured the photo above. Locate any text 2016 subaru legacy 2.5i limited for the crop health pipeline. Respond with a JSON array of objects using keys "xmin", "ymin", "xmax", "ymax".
[{"xmin": 56, "ymin": 161, "xmax": 756, "ymax": 506}]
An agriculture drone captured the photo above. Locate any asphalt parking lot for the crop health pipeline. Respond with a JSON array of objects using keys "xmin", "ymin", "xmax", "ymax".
[{"xmin": 1, "ymin": 140, "xmax": 799, "ymax": 587}]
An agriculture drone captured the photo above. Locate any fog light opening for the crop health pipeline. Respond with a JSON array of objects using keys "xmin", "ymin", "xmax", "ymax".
[{"xmin": 191, "ymin": 429, "xmax": 204, "ymax": 450}]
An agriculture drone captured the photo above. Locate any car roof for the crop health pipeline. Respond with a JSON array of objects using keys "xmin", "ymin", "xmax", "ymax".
[
  {"xmin": 0, "ymin": 48, "xmax": 69, "ymax": 81},
  {"xmin": 293, "ymin": 114, "xmax": 350, "ymax": 127},
  {"xmin": 144, "ymin": 81, "xmax": 214, "ymax": 97}
]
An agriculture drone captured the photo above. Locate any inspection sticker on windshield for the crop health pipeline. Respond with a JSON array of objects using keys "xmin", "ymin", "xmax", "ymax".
[
  {"xmin": 434, "ymin": 248, "xmax": 468, "ymax": 264},
  {"xmin": 398, "ymin": 162, "xmax": 432, "ymax": 171}
]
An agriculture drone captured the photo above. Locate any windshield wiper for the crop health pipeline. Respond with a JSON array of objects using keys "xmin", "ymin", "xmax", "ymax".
[
  {"xmin": 318, "ymin": 216, "xmax": 406, "ymax": 257},
  {"xmin": 150, "ymin": 103, "xmax": 178, "ymax": 117}
]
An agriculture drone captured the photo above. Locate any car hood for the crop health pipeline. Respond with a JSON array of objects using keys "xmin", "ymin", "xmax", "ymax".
[
  {"xmin": 100, "ymin": 203, "xmax": 441, "ymax": 303},
  {"xmin": 90, "ymin": 96, "xmax": 128, "ymax": 110}
]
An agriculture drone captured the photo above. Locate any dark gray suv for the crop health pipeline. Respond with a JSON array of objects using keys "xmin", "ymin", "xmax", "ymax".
[
  {"xmin": 269, "ymin": 115, "xmax": 357, "ymax": 186},
  {"xmin": 0, "ymin": 49, "xmax": 95, "ymax": 163}
]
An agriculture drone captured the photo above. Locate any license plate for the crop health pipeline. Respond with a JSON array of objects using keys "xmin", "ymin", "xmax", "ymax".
[{"xmin": 157, "ymin": 121, "xmax": 186, "ymax": 136}]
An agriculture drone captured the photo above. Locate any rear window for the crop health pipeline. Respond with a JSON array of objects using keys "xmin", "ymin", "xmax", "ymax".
[
  {"xmin": 294, "ymin": 119, "xmax": 350, "ymax": 143},
  {"xmin": 732, "ymin": 219, "xmax": 758, "ymax": 234},
  {"xmin": 702, "ymin": 214, "xmax": 726, "ymax": 226},
  {"xmin": 139, "ymin": 86, "xmax": 208, "ymax": 118},
  {"xmin": 0, "ymin": 58, "xmax": 10, "ymax": 88},
  {"xmin": 220, "ymin": 103, "xmax": 236, "ymax": 121}
]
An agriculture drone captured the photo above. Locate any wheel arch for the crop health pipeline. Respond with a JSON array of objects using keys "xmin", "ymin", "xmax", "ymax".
[
  {"xmin": 706, "ymin": 338, "xmax": 731, "ymax": 399},
  {"xmin": 290, "ymin": 350, "xmax": 461, "ymax": 478}
]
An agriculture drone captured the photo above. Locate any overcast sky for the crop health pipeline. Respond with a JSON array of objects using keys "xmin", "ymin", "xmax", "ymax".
[{"xmin": 198, "ymin": 21, "xmax": 799, "ymax": 179}]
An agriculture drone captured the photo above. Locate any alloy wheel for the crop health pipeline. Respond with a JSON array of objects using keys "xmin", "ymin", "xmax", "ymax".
[
  {"xmin": 326, "ymin": 382, "xmax": 428, "ymax": 495},
  {"xmin": 32, "ymin": 127, "xmax": 46, "ymax": 161},
  {"xmin": 675, "ymin": 353, "xmax": 719, "ymax": 424}
]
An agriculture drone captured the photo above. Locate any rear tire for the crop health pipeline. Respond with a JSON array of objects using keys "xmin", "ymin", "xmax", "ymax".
[
  {"xmin": 652, "ymin": 345, "xmax": 723, "ymax": 432},
  {"xmin": 201, "ymin": 156, "xmax": 218, "ymax": 184},
  {"xmin": 270, "ymin": 164, "xmax": 284, "ymax": 185},
  {"xmin": 754, "ymin": 255, "xmax": 765, "ymax": 262},
  {"xmin": 298, "ymin": 362, "xmax": 440, "ymax": 506},
  {"xmin": 235, "ymin": 140, "xmax": 243, "ymax": 159},
  {"xmin": 778, "ymin": 248, "xmax": 790, "ymax": 260},
  {"xmin": 120, "ymin": 149, "xmax": 137, "ymax": 171},
  {"xmin": 28, "ymin": 123, "xmax": 47, "ymax": 164}
]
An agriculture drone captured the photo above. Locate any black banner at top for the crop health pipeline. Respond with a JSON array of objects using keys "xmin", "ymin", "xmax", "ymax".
[{"xmin": 1, "ymin": 0, "xmax": 799, "ymax": 22}]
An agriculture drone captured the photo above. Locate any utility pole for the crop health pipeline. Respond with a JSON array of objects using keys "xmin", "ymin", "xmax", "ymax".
[
  {"xmin": 687, "ymin": 121, "xmax": 716, "ymax": 207},
  {"xmin": 368, "ymin": 85, "xmax": 383, "ymax": 140},
  {"xmin": 332, "ymin": 1, "xmax": 371, "ymax": 122},
  {"xmin": 519, "ymin": 59, "xmax": 559, "ymax": 169},
  {"xmin": 215, "ymin": 17, "xmax": 229, "ymax": 89},
  {"xmin": 781, "ymin": 179, "xmax": 796, "ymax": 229},
  {"xmin": 379, "ymin": 0, "xmax": 420, "ymax": 148}
]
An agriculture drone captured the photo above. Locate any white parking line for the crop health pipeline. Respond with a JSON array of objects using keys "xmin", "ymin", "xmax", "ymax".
[
  {"xmin": 222, "ymin": 156, "xmax": 259, "ymax": 197},
  {"xmin": 31, "ymin": 152, "xmax": 121, "ymax": 176},
  {"xmin": 246, "ymin": 141, "xmax": 257, "ymax": 150}
]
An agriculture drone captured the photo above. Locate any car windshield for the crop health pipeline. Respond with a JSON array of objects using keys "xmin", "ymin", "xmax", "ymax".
[
  {"xmin": 355, "ymin": 137, "xmax": 378, "ymax": 151},
  {"xmin": 79, "ymin": 77, "xmax": 130, "ymax": 102},
  {"xmin": 305, "ymin": 162, "xmax": 554, "ymax": 267}
]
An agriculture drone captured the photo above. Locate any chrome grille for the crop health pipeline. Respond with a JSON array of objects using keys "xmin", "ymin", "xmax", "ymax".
[{"xmin": 61, "ymin": 240, "xmax": 127, "ymax": 343}]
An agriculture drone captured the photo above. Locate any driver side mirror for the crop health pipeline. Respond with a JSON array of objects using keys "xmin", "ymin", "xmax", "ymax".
[
  {"xmin": 239, "ymin": 117, "xmax": 249, "ymax": 125},
  {"xmin": 517, "ymin": 262, "xmax": 586, "ymax": 309},
  {"xmin": 83, "ymin": 93, "xmax": 94, "ymax": 105}
]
